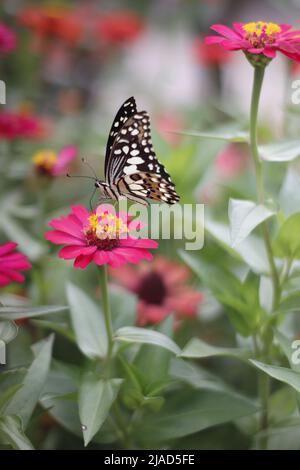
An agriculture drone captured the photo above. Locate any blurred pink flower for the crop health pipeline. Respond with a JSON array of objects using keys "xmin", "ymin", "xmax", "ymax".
[
  {"xmin": 97, "ymin": 11, "xmax": 144, "ymax": 45},
  {"xmin": 0, "ymin": 22, "xmax": 17, "ymax": 54},
  {"xmin": 46, "ymin": 204, "xmax": 158, "ymax": 269},
  {"xmin": 215, "ymin": 144, "xmax": 249, "ymax": 179},
  {"xmin": 0, "ymin": 243, "xmax": 31, "ymax": 287},
  {"xmin": 0, "ymin": 111, "xmax": 46, "ymax": 140},
  {"xmin": 110, "ymin": 256, "xmax": 203, "ymax": 327},
  {"xmin": 156, "ymin": 113, "xmax": 185, "ymax": 146},
  {"xmin": 32, "ymin": 145, "xmax": 77, "ymax": 177},
  {"xmin": 205, "ymin": 22, "xmax": 300, "ymax": 63}
]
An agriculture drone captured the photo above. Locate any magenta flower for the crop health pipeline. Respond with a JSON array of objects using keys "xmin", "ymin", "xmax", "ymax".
[
  {"xmin": 32, "ymin": 145, "xmax": 77, "ymax": 176},
  {"xmin": 205, "ymin": 21, "xmax": 300, "ymax": 63},
  {"xmin": 0, "ymin": 111, "xmax": 46, "ymax": 140},
  {"xmin": 45, "ymin": 204, "xmax": 158, "ymax": 269},
  {"xmin": 0, "ymin": 22, "xmax": 17, "ymax": 54},
  {"xmin": 0, "ymin": 243, "xmax": 32, "ymax": 287}
]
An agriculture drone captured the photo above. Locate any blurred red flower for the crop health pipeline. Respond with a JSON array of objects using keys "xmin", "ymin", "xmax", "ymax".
[
  {"xmin": 0, "ymin": 243, "xmax": 31, "ymax": 287},
  {"xmin": 0, "ymin": 22, "xmax": 17, "ymax": 53},
  {"xmin": 0, "ymin": 111, "xmax": 46, "ymax": 140},
  {"xmin": 97, "ymin": 11, "xmax": 144, "ymax": 45},
  {"xmin": 32, "ymin": 145, "xmax": 77, "ymax": 177},
  {"xmin": 46, "ymin": 204, "xmax": 158, "ymax": 269},
  {"xmin": 18, "ymin": 6, "xmax": 83, "ymax": 46},
  {"xmin": 193, "ymin": 38, "xmax": 231, "ymax": 66},
  {"xmin": 110, "ymin": 256, "xmax": 203, "ymax": 327}
]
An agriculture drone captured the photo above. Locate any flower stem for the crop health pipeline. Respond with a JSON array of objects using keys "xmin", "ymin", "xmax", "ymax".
[
  {"xmin": 98, "ymin": 265, "xmax": 114, "ymax": 360},
  {"xmin": 250, "ymin": 66, "xmax": 280, "ymax": 310},
  {"xmin": 249, "ymin": 65, "xmax": 281, "ymax": 449}
]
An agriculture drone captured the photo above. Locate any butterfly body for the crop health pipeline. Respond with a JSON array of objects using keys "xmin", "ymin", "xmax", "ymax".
[{"xmin": 99, "ymin": 97, "xmax": 179, "ymax": 206}]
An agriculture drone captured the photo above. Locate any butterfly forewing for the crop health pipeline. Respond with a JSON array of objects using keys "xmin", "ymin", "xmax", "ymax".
[{"xmin": 104, "ymin": 97, "xmax": 137, "ymax": 183}]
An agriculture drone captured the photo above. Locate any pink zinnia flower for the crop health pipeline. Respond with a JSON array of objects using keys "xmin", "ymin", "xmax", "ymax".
[
  {"xmin": 32, "ymin": 145, "xmax": 77, "ymax": 177},
  {"xmin": 205, "ymin": 21, "xmax": 300, "ymax": 63},
  {"xmin": 110, "ymin": 256, "xmax": 203, "ymax": 327},
  {"xmin": 0, "ymin": 243, "xmax": 32, "ymax": 287},
  {"xmin": 45, "ymin": 204, "xmax": 158, "ymax": 269},
  {"xmin": 0, "ymin": 22, "xmax": 17, "ymax": 54}
]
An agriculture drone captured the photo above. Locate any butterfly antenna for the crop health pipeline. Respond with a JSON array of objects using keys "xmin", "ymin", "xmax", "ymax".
[
  {"xmin": 89, "ymin": 187, "xmax": 97, "ymax": 212},
  {"xmin": 66, "ymin": 173, "xmax": 96, "ymax": 181},
  {"xmin": 81, "ymin": 158, "xmax": 98, "ymax": 179}
]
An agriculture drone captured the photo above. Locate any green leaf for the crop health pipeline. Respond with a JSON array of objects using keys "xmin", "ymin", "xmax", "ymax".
[
  {"xmin": 279, "ymin": 168, "xmax": 300, "ymax": 216},
  {"xmin": 0, "ymin": 305, "xmax": 68, "ymax": 320},
  {"xmin": 134, "ymin": 389, "xmax": 258, "ymax": 442},
  {"xmin": 259, "ymin": 140, "xmax": 300, "ymax": 162},
  {"xmin": 181, "ymin": 338, "xmax": 251, "ymax": 360},
  {"xmin": 0, "ymin": 415, "xmax": 34, "ymax": 450},
  {"xmin": 275, "ymin": 330, "xmax": 300, "ymax": 373},
  {"xmin": 0, "ymin": 384, "xmax": 23, "ymax": 413},
  {"xmin": 0, "ymin": 320, "xmax": 18, "ymax": 342},
  {"xmin": 79, "ymin": 373, "xmax": 122, "ymax": 446},
  {"xmin": 4, "ymin": 335, "xmax": 54, "ymax": 427},
  {"xmin": 169, "ymin": 358, "xmax": 233, "ymax": 394},
  {"xmin": 273, "ymin": 213, "xmax": 300, "ymax": 259},
  {"xmin": 66, "ymin": 282, "xmax": 108, "ymax": 359},
  {"xmin": 114, "ymin": 326, "xmax": 181, "ymax": 355},
  {"xmin": 174, "ymin": 128, "xmax": 248, "ymax": 143},
  {"xmin": 250, "ymin": 359, "xmax": 300, "ymax": 393},
  {"xmin": 229, "ymin": 198, "xmax": 275, "ymax": 246},
  {"xmin": 134, "ymin": 317, "xmax": 174, "ymax": 385},
  {"xmin": 204, "ymin": 219, "xmax": 269, "ymax": 274},
  {"xmin": 0, "ymin": 213, "xmax": 44, "ymax": 260},
  {"xmin": 110, "ymin": 285, "xmax": 137, "ymax": 329}
]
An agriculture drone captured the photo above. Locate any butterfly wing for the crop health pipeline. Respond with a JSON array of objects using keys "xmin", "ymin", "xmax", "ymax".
[
  {"xmin": 108, "ymin": 110, "xmax": 180, "ymax": 205},
  {"xmin": 104, "ymin": 97, "xmax": 137, "ymax": 184}
]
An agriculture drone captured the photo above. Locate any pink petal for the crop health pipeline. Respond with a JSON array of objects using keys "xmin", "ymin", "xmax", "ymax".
[
  {"xmin": 96, "ymin": 203, "xmax": 116, "ymax": 216},
  {"xmin": 45, "ymin": 230, "xmax": 85, "ymax": 246},
  {"xmin": 210, "ymin": 24, "xmax": 242, "ymax": 41},
  {"xmin": 52, "ymin": 145, "xmax": 77, "ymax": 176},
  {"xmin": 74, "ymin": 254, "xmax": 94, "ymax": 269},
  {"xmin": 49, "ymin": 216, "xmax": 84, "ymax": 238},
  {"xmin": 247, "ymin": 47, "xmax": 264, "ymax": 54},
  {"xmin": 263, "ymin": 47, "xmax": 277, "ymax": 58},
  {"xmin": 71, "ymin": 205, "xmax": 90, "ymax": 224},
  {"xmin": 0, "ymin": 242, "xmax": 18, "ymax": 256},
  {"xmin": 93, "ymin": 250, "xmax": 111, "ymax": 266},
  {"xmin": 0, "ymin": 273, "xmax": 10, "ymax": 286},
  {"xmin": 114, "ymin": 247, "xmax": 153, "ymax": 264},
  {"xmin": 119, "ymin": 238, "xmax": 158, "ymax": 249},
  {"xmin": 205, "ymin": 35, "xmax": 228, "ymax": 45},
  {"xmin": 0, "ymin": 268, "xmax": 25, "ymax": 283},
  {"xmin": 59, "ymin": 245, "xmax": 97, "ymax": 260},
  {"xmin": 279, "ymin": 24, "xmax": 293, "ymax": 34}
]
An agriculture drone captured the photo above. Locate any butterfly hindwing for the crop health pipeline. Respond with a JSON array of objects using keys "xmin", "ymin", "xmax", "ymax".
[{"xmin": 104, "ymin": 97, "xmax": 137, "ymax": 183}]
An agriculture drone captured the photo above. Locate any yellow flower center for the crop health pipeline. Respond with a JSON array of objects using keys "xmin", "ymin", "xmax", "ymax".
[
  {"xmin": 85, "ymin": 212, "xmax": 128, "ymax": 248},
  {"xmin": 32, "ymin": 150, "xmax": 58, "ymax": 171},
  {"xmin": 243, "ymin": 21, "xmax": 281, "ymax": 37},
  {"xmin": 243, "ymin": 21, "xmax": 281, "ymax": 48}
]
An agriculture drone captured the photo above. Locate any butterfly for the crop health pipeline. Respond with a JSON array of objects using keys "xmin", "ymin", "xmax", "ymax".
[{"xmin": 94, "ymin": 97, "xmax": 180, "ymax": 206}]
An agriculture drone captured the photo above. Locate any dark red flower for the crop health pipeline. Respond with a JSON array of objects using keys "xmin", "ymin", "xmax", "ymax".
[
  {"xmin": 0, "ymin": 243, "xmax": 31, "ymax": 287},
  {"xmin": 0, "ymin": 22, "xmax": 17, "ymax": 53},
  {"xmin": 110, "ymin": 256, "xmax": 203, "ymax": 327},
  {"xmin": 0, "ymin": 111, "xmax": 46, "ymax": 140}
]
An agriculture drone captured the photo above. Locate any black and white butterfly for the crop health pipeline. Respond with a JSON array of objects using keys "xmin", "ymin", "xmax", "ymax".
[{"xmin": 94, "ymin": 97, "xmax": 180, "ymax": 206}]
